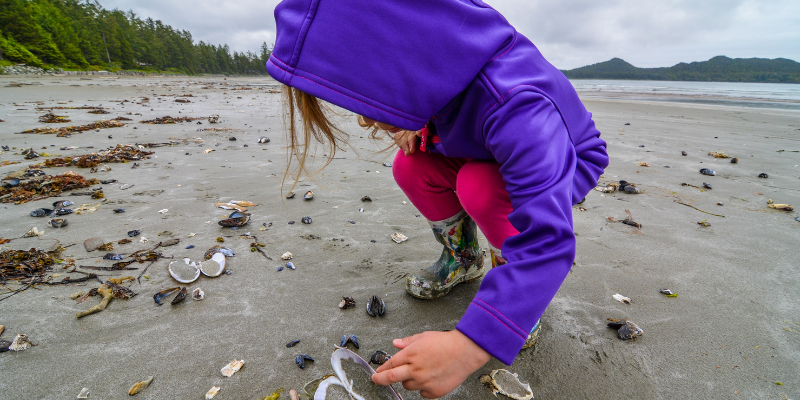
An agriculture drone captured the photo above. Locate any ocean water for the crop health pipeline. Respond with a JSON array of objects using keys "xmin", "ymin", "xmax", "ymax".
[{"xmin": 569, "ymin": 79, "xmax": 800, "ymax": 111}]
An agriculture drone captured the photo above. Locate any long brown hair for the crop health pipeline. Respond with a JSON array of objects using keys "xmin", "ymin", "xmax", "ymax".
[{"xmin": 281, "ymin": 85, "xmax": 397, "ymax": 194}]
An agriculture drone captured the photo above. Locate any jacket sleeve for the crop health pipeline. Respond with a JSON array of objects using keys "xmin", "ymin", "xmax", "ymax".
[{"xmin": 456, "ymin": 91, "xmax": 580, "ymax": 365}]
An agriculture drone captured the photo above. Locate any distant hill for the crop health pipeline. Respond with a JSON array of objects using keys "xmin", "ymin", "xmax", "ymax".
[{"xmin": 562, "ymin": 56, "xmax": 800, "ymax": 83}]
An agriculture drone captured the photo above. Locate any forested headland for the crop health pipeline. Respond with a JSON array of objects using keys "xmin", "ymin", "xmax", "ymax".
[
  {"xmin": 562, "ymin": 56, "xmax": 800, "ymax": 83},
  {"xmin": 0, "ymin": 0, "xmax": 270, "ymax": 75}
]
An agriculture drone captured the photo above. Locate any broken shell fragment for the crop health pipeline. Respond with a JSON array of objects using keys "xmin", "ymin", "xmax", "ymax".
[
  {"xmin": 286, "ymin": 261, "xmax": 296, "ymax": 270},
  {"xmin": 258, "ymin": 137, "xmax": 270, "ymax": 143},
  {"xmin": 391, "ymin": 232, "xmax": 408, "ymax": 243},
  {"xmin": 660, "ymin": 289, "xmax": 678, "ymax": 297},
  {"xmin": 49, "ymin": 218, "xmax": 68, "ymax": 228},
  {"xmin": 703, "ymin": 182, "xmax": 712, "ymax": 189},
  {"xmin": 699, "ymin": 168, "xmax": 716, "ymax": 176},
  {"xmin": 192, "ymin": 288, "xmax": 205, "ymax": 300},
  {"xmin": 204, "ymin": 245, "xmax": 235, "ymax": 260},
  {"xmin": 768, "ymin": 204, "xmax": 793, "ymax": 211},
  {"xmin": 169, "ymin": 258, "xmax": 201, "ymax": 284},
  {"xmin": 286, "ymin": 339, "xmax": 300, "ymax": 348},
  {"xmin": 208, "ymin": 114, "xmax": 219, "ymax": 123},
  {"xmin": 295, "ymin": 354, "xmax": 314, "ymax": 369},
  {"xmin": 171, "ymin": 287, "xmax": 188, "ymax": 305},
  {"xmin": 219, "ymin": 211, "xmax": 251, "ymax": 227},
  {"xmin": 221, "ymin": 359, "xmax": 245, "ymax": 377},
  {"xmin": 339, "ymin": 296, "xmax": 356, "ymax": 309},
  {"xmin": 637, "ymin": 161, "xmax": 650, "ymax": 167},
  {"xmin": 369, "ymin": 350, "xmax": 392, "ymax": 366},
  {"xmin": 301, "ymin": 216, "xmax": 312, "ymax": 224},
  {"xmin": 360, "ymin": 196, "xmax": 372, "ymax": 202},
  {"xmin": 730, "ymin": 157, "xmax": 738, "ymax": 163},
  {"xmin": 479, "ymin": 369, "xmax": 533, "ymax": 400},
  {"xmin": 206, "ymin": 386, "xmax": 221, "ymax": 399},
  {"xmin": 9, "ymin": 334, "xmax": 33, "ymax": 351},
  {"xmin": 200, "ymin": 252, "xmax": 227, "ymax": 277},
  {"xmin": 285, "ymin": 192, "xmax": 295, "ymax": 199},
  {"xmin": 366, "ymin": 295, "xmax": 386, "ymax": 317},
  {"xmin": 281, "ymin": 252, "xmax": 293, "ymax": 260},
  {"xmin": 77, "ymin": 388, "xmax": 90, "ymax": 398},
  {"xmin": 613, "ymin": 293, "xmax": 631, "ymax": 304},
  {"xmin": 698, "ymin": 221, "xmax": 711, "ymax": 227},
  {"xmin": 303, "ymin": 191, "xmax": 314, "ymax": 200},
  {"xmin": 623, "ymin": 185, "xmax": 640, "ymax": 194},
  {"xmin": 215, "ymin": 202, "xmax": 247, "ymax": 212},
  {"xmin": 153, "ymin": 287, "xmax": 181, "ymax": 305},
  {"xmin": 128, "ymin": 376, "xmax": 153, "ymax": 396},
  {"xmin": 758, "ymin": 173, "xmax": 768, "ymax": 178},
  {"xmin": 607, "ymin": 318, "xmax": 644, "ymax": 340}
]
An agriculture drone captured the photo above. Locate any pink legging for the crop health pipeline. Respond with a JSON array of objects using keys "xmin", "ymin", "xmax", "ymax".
[{"xmin": 392, "ymin": 149, "xmax": 519, "ymax": 249}]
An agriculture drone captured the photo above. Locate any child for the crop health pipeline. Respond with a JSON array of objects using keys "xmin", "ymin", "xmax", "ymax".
[{"xmin": 268, "ymin": 1, "xmax": 608, "ymax": 398}]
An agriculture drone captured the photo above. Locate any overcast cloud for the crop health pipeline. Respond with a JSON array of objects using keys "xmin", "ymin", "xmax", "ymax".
[{"xmin": 101, "ymin": 0, "xmax": 800, "ymax": 70}]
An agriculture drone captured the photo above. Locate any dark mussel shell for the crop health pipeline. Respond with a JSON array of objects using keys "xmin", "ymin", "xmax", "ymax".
[
  {"xmin": 286, "ymin": 339, "xmax": 300, "ymax": 348},
  {"xmin": 618, "ymin": 180, "xmax": 629, "ymax": 190},
  {"xmin": 1, "ymin": 178, "xmax": 20, "ymax": 188},
  {"xmin": 607, "ymin": 318, "xmax": 643, "ymax": 340},
  {"xmin": 623, "ymin": 185, "xmax": 640, "ymax": 194},
  {"xmin": 103, "ymin": 253, "xmax": 123, "ymax": 260},
  {"xmin": 285, "ymin": 262, "xmax": 295, "ymax": 270},
  {"xmin": 24, "ymin": 169, "xmax": 45, "ymax": 177},
  {"xmin": 100, "ymin": 179, "xmax": 117, "ymax": 184},
  {"xmin": 153, "ymin": 287, "xmax": 181, "ymax": 305},
  {"xmin": 52, "ymin": 200, "xmax": 74, "ymax": 208},
  {"xmin": 366, "ymin": 295, "xmax": 386, "ymax": 317},
  {"xmin": 30, "ymin": 208, "xmax": 53, "ymax": 217},
  {"xmin": 339, "ymin": 334, "xmax": 360, "ymax": 349},
  {"xmin": 218, "ymin": 212, "xmax": 251, "ymax": 227},
  {"xmin": 339, "ymin": 296, "xmax": 356, "ymax": 309},
  {"xmin": 730, "ymin": 158, "xmax": 738, "ymax": 164},
  {"xmin": 285, "ymin": 192, "xmax": 295, "ymax": 199},
  {"xmin": 1, "ymin": 145, "xmax": 9, "ymax": 151},
  {"xmin": 681, "ymin": 151, "xmax": 687, "ymax": 156},
  {"xmin": 699, "ymin": 168, "xmax": 716, "ymax": 176},
  {"xmin": 54, "ymin": 208, "xmax": 74, "ymax": 216},
  {"xmin": 128, "ymin": 230, "xmax": 141, "ymax": 237},
  {"xmin": 0, "ymin": 339, "xmax": 12, "ymax": 352},
  {"xmin": 204, "ymin": 245, "xmax": 235, "ymax": 260},
  {"xmin": 361, "ymin": 196, "xmax": 372, "ymax": 202},
  {"xmin": 171, "ymin": 287, "xmax": 188, "ymax": 305},
  {"xmin": 113, "ymin": 208, "xmax": 126, "ymax": 213},
  {"xmin": 702, "ymin": 182, "xmax": 712, "ymax": 189},
  {"xmin": 304, "ymin": 191, "xmax": 314, "ymax": 200},
  {"xmin": 301, "ymin": 216, "xmax": 312, "ymax": 224},
  {"xmin": 758, "ymin": 173, "xmax": 768, "ymax": 178},
  {"xmin": 295, "ymin": 354, "xmax": 315, "ymax": 369},
  {"xmin": 370, "ymin": 350, "xmax": 392, "ymax": 366},
  {"xmin": 48, "ymin": 218, "xmax": 68, "ymax": 228}
]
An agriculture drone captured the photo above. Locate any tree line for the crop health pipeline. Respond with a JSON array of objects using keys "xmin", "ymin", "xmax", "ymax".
[
  {"xmin": 562, "ymin": 56, "xmax": 800, "ymax": 84},
  {"xmin": 0, "ymin": 0, "xmax": 270, "ymax": 75}
]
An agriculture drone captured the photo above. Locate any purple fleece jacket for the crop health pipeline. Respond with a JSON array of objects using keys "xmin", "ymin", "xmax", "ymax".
[{"xmin": 267, "ymin": 0, "xmax": 608, "ymax": 365}]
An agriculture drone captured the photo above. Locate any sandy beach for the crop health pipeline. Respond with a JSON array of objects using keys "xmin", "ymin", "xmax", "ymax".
[{"xmin": 0, "ymin": 75, "xmax": 798, "ymax": 400}]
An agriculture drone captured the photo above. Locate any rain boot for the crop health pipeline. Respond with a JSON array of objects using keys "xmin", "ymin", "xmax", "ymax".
[
  {"xmin": 490, "ymin": 246, "xmax": 541, "ymax": 350},
  {"xmin": 406, "ymin": 210, "xmax": 485, "ymax": 299}
]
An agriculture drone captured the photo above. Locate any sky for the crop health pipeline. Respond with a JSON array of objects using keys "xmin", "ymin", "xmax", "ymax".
[{"xmin": 101, "ymin": 0, "xmax": 800, "ymax": 70}]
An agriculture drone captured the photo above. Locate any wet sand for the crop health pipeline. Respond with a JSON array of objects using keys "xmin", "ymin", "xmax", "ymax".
[{"xmin": 0, "ymin": 75, "xmax": 798, "ymax": 399}]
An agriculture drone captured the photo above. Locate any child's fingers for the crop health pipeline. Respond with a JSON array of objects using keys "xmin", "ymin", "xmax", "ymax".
[
  {"xmin": 393, "ymin": 333, "xmax": 424, "ymax": 349},
  {"xmin": 371, "ymin": 364, "xmax": 414, "ymax": 386}
]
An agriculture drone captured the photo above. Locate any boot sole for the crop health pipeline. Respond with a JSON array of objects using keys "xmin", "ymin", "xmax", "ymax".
[{"xmin": 405, "ymin": 264, "xmax": 485, "ymax": 300}]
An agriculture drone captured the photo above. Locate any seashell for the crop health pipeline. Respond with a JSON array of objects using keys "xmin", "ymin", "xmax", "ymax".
[
  {"xmin": 304, "ymin": 191, "xmax": 314, "ymax": 200},
  {"xmin": 286, "ymin": 262, "xmax": 296, "ymax": 270},
  {"xmin": 281, "ymin": 252, "xmax": 293, "ymax": 260},
  {"xmin": 258, "ymin": 137, "xmax": 270, "ymax": 143},
  {"xmin": 77, "ymin": 388, "xmax": 90, "ymax": 398},
  {"xmin": 315, "ymin": 348, "xmax": 402, "ymax": 399},
  {"xmin": 391, "ymin": 232, "xmax": 408, "ymax": 244},
  {"xmin": 83, "ymin": 237, "xmax": 105, "ymax": 252},
  {"xmin": 54, "ymin": 208, "xmax": 73, "ymax": 216},
  {"xmin": 623, "ymin": 185, "xmax": 640, "ymax": 194},
  {"xmin": 1, "ymin": 177, "xmax": 20, "ymax": 188},
  {"xmin": 219, "ymin": 212, "xmax": 251, "ymax": 227},
  {"xmin": 339, "ymin": 296, "xmax": 355, "ymax": 309},
  {"xmin": 369, "ymin": 350, "xmax": 392, "ymax": 366},
  {"xmin": 0, "ymin": 340, "xmax": 11, "ymax": 352},
  {"xmin": 660, "ymin": 289, "xmax": 678, "ymax": 297},
  {"xmin": 128, "ymin": 376, "xmax": 153, "ymax": 395},
  {"xmin": 208, "ymin": 114, "xmax": 219, "ymax": 123},
  {"xmin": 206, "ymin": 386, "xmax": 221, "ymax": 399},
  {"xmin": 360, "ymin": 196, "xmax": 372, "ymax": 202},
  {"xmin": 103, "ymin": 253, "xmax": 123, "ymax": 260},
  {"xmin": 702, "ymin": 182, "xmax": 712, "ymax": 189},
  {"xmin": 730, "ymin": 157, "xmax": 738, "ymax": 163},
  {"xmin": 768, "ymin": 204, "xmax": 793, "ymax": 211},
  {"xmin": 30, "ymin": 208, "xmax": 54, "ymax": 217},
  {"xmin": 53, "ymin": 200, "xmax": 74, "ymax": 208},
  {"xmin": 699, "ymin": 168, "xmax": 716, "ymax": 176},
  {"xmin": 22, "ymin": 227, "xmax": 44, "ymax": 238},
  {"xmin": 637, "ymin": 161, "xmax": 650, "ymax": 167},
  {"xmin": 286, "ymin": 339, "xmax": 300, "ymax": 347},
  {"xmin": 9, "ymin": 334, "xmax": 33, "ymax": 351},
  {"xmin": 383, "ymin": 162, "xmax": 392, "ymax": 167},
  {"xmin": 613, "ymin": 293, "xmax": 631, "ymax": 304},
  {"xmin": 347, "ymin": 220, "xmax": 356, "ymax": 224},
  {"xmin": 192, "ymin": 288, "xmax": 205, "ymax": 300},
  {"xmin": 128, "ymin": 230, "xmax": 141, "ymax": 237},
  {"xmin": 49, "ymin": 218, "xmax": 68, "ymax": 228},
  {"xmin": 479, "ymin": 369, "xmax": 533, "ymax": 400},
  {"xmin": 230, "ymin": 200, "xmax": 257, "ymax": 207},
  {"xmin": 75, "ymin": 204, "xmax": 99, "ymax": 214},
  {"xmin": 139, "ymin": 237, "xmax": 148, "ymax": 243},
  {"xmin": 366, "ymin": 295, "xmax": 385, "ymax": 317},
  {"xmin": 153, "ymin": 287, "xmax": 181, "ymax": 305},
  {"xmin": 204, "ymin": 149, "xmax": 214, "ymax": 154},
  {"xmin": 339, "ymin": 334, "xmax": 359, "ymax": 349},
  {"xmin": 171, "ymin": 287, "xmax": 188, "ymax": 305},
  {"xmin": 758, "ymin": 173, "xmax": 768, "ymax": 178},
  {"xmin": 698, "ymin": 221, "xmax": 711, "ymax": 227},
  {"xmin": 204, "ymin": 245, "xmax": 234, "ymax": 260},
  {"xmin": 277, "ymin": 266, "xmax": 284, "ymax": 272},
  {"xmin": 301, "ymin": 216, "xmax": 312, "ymax": 224},
  {"xmin": 215, "ymin": 202, "xmax": 247, "ymax": 212},
  {"xmin": 221, "ymin": 359, "xmax": 244, "ymax": 377},
  {"xmin": 295, "ymin": 354, "xmax": 314, "ymax": 369},
  {"xmin": 607, "ymin": 318, "xmax": 644, "ymax": 340},
  {"xmin": 200, "ymin": 253, "xmax": 226, "ymax": 277}
]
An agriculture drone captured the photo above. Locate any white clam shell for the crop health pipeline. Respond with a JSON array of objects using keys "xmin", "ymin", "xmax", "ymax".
[
  {"xmin": 169, "ymin": 258, "xmax": 200, "ymax": 284},
  {"xmin": 315, "ymin": 348, "xmax": 402, "ymax": 400},
  {"xmin": 391, "ymin": 233, "xmax": 408, "ymax": 244},
  {"xmin": 200, "ymin": 252, "xmax": 226, "ymax": 277},
  {"xmin": 192, "ymin": 288, "xmax": 205, "ymax": 300}
]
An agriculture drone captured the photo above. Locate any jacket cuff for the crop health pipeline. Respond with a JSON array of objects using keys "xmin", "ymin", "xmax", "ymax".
[{"xmin": 456, "ymin": 299, "xmax": 527, "ymax": 365}]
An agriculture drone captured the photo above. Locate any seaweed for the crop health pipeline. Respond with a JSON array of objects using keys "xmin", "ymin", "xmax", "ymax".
[
  {"xmin": 140, "ymin": 116, "xmax": 200, "ymax": 124},
  {"xmin": 0, "ymin": 246, "xmax": 65, "ymax": 283},
  {"xmin": 38, "ymin": 113, "xmax": 71, "ymax": 123},
  {"xmin": 29, "ymin": 145, "xmax": 154, "ymax": 169},
  {"xmin": 0, "ymin": 173, "xmax": 99, "ymax": 204},
  {"xmin": 17, "ymin": 120, "xmax": 125, "ymax": 137}
]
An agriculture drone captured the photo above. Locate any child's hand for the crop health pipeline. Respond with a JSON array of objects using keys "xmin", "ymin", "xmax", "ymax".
[
  {"xmin": 394, "ymin": 130, "xmax": 421, "ymax": 156},
  {"xmin": 372, "ymin": 330, "xmax": 492, "ymax": 398}
]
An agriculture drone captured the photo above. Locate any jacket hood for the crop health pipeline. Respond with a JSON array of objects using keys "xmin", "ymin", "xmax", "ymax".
[{"xmin": 267, "ymin": 0, "xmax": 516, "ymax": 131}]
